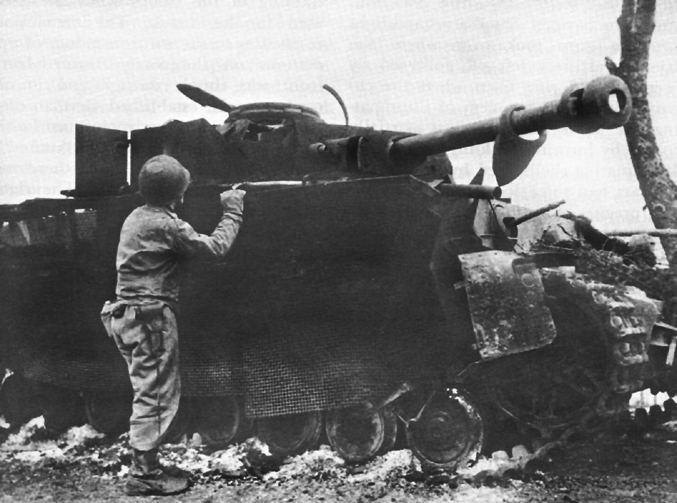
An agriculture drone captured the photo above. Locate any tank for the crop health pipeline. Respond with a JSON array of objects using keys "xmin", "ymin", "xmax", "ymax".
[{"xmin": 0, "ymin": 75, "xmax": 660, "ymax": 469}]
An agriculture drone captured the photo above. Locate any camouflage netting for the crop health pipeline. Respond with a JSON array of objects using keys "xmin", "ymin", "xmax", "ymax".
[{"xmin": 533, "ymin": 241, "xmax": 677, "ymax": 321}]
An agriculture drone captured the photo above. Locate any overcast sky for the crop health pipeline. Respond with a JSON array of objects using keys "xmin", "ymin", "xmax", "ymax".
[{"xmin": 1, "ymin": 0, "xmax": 676, "ymax": 231}]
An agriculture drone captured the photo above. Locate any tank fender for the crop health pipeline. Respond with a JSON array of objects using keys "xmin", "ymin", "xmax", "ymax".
[{"xmin": 458, "ymin": 250, "xmax": 557, "ymax": 359}]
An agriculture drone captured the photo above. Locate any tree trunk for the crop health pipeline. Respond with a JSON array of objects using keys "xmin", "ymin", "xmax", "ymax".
[{"xmin": 606, "ymin": 0, "xmax": 677, "ymax": 271}]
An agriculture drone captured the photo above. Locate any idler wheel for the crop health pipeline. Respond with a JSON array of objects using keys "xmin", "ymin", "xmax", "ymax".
[
  {"xmin": 192, "ymin": 396, "xmax": 252, "ymax": 447},
  {"xmin": 84, "ymin": 392, "xmax": 131, "ymax": 437},
  {"xmin": 406, "ymin": 388, "xmax": 483, "ymax": 470},
  {"xmin": 256, "ymin": 411, "xmax": 323, "ymax": 458},
  {"xmin": 325, "ymin": 402, "xmax": 398, "ymax": 464},
  {"xmin": 0, "ymin": 374, "xmax": 41, "ymax": 427}
]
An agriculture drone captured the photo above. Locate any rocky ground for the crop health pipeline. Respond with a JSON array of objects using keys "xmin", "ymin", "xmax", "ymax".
[{"xmin": 1, "ymin": 414, "xmax": 677, "ymax": 503}]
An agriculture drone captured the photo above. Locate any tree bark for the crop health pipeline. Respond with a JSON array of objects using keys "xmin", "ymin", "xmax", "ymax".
[{"xmin": 606, "ymin": 0, "xmax": 677, "ymax": 270}]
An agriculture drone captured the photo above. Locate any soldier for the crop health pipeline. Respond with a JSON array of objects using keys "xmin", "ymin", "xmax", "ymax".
[{"xmin": 100, "ymin": 155, "xmax": 245, "ymax": 496}]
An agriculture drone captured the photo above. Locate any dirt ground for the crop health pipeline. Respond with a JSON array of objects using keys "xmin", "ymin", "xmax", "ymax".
[{"xmin": 1, "ymin": 417, "xmax": 677, "ymax": 503}]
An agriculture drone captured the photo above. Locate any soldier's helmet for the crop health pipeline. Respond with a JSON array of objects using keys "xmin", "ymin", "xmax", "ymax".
[{"xmin": 138, "ymin": 155, "xmax": 191, "ymax": 205}]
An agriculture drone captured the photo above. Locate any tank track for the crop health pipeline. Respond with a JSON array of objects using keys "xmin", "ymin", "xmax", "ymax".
[
  {"xmin": 540, "ymin": 268, "xmax": 660, "ymax": 410},
  {"xmin": 468, "ymin": 267, "xmax": 662, "ymax": 449}
]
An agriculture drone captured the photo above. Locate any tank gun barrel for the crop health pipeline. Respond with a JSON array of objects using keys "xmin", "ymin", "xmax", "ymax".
[
  {"xmin": 434, "ymin": 182, "xmax": 501, "ymax": 200},
  {"xmin": 389, "ymin": 75, "xmax": 631, "ymax": 160},
  {"xmin": 388, "ymin": 76, "xmax": 631, "ymax": 186},
  {"xmin": 502, "ymin": 199, "xmax": 566, "ymax": 237}
]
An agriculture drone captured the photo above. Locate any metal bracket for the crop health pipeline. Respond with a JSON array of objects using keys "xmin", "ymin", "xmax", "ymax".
[
  {"xmin": 402, "ymin": 389, "xmax": 436, "ymax": 428},
  {"xmin": 375, "ymin": 381, "xmax": 413, "ymax": 411},
  {"xmin": 492, "ymin": 104, "xmax": 547, "ymax": 186}
]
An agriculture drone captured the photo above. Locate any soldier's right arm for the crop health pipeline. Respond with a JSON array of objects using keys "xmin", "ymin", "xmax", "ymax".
[{"xmin": 170, "ymin": 189, "xmax": 245, "ymax": 260}]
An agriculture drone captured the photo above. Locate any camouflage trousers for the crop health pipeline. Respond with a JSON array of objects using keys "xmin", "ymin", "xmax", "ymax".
[{"xmin": 101, "ymin": 299, "xmax": 181, "ymax": 451}]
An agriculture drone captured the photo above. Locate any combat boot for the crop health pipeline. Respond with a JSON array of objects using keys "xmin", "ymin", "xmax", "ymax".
[{"xmin": 125, "ymin": 448, "xmax": 189, "ymax": 496}]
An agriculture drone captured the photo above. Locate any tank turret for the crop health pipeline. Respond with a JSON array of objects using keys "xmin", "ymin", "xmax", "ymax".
[
  {"xmin": 61, "ymin": 76, "xmax": 630, "ymax": 199},
  {"xmin": 311, "ymin": 75, "xmax": 631, "ymax": 184}
]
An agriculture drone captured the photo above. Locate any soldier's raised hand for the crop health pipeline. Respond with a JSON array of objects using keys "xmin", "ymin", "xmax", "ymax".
[{"xmin": 220, "ymin": 189, "xmax": 245, "ymax": 215}]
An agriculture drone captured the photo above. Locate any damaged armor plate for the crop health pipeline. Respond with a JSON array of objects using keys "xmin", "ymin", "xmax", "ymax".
[{"xmin": 459, "ymin": 250, "xmax": 556, "ymax": 359}]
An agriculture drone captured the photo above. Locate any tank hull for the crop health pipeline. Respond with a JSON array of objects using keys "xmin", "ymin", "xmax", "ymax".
[
  {"xmin": 0, "ymin": 174, "xmax": 663, "ymax": 467},
  {"xmin": 0, "ymin": 176, "xmax": 452, "ymax": 417}
]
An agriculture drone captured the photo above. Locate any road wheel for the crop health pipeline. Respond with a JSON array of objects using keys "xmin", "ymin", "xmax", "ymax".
[
  {"xmin": 406, "ymin": 388, "xmax": 483, "ymax": 470},
  {"xmin": 84, "ymin": 392, "xmax": 131, "ymax": 437},
  {"xmin": 378, "ymin": 405, "xmax": 399, "ymax": 455},
  {"xmin": 256, "ymin": 411, "xmax": 323, "ymax": 459},
  {"xmin": 192, "ymin": 396, "xmax": 252, "ymax": 447},
  {"xmin": 326, "ymin": 402, "xmax": 398, "ymax": 464}
]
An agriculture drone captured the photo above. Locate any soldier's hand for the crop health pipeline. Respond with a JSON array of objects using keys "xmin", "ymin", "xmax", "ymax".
[{"xmin": 220, "ymin": 189, "xmax": 245, "ymax": 214}]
